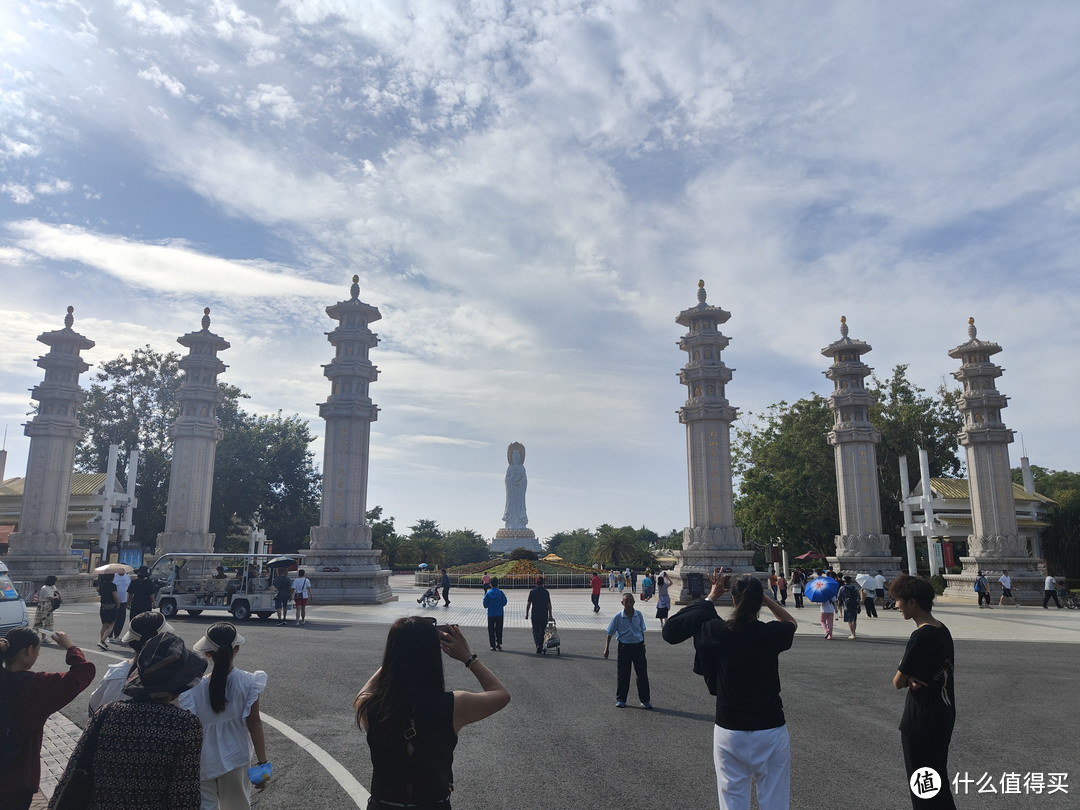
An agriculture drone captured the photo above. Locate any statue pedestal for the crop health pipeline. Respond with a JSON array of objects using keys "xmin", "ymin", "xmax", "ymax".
[
  {"xmin": 670, "ymin": 548, "xmax": 756, "ymax": 604},
  {"xmin": 944, "ymin": 556, "xmax": 1045, "ymax": 606},
  {"xmin": 490, "ymin": 528, "xmax": 541, "ymax": 554}
]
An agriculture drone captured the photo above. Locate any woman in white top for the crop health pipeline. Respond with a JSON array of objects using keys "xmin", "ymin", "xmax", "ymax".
[
  {"xmin": 33, "ymin": 576, "xmax": 59, "ymax": 642},
  {"xmin": 181, "ymin": 622, "xmax": 268, "ymax": 810},
  {"xmin": 87, "ymin": 611, "xmax": 174, "ymax": 713},
  {"xmin": 291, "ymin": 568, "xmax": 312, "ymax": 625}
]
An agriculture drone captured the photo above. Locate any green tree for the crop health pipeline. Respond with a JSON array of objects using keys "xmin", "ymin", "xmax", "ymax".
[
  {"xmin": 546, "ymin": 528, "xmax": 596, "ymax": 565},
  {"xmin": 590, "ymin": 524, "xmax": 655, "ymax": 567},
  {"xmin": 444, "ymin": 529, "xmax": 490, "ymax": 566},
  {"xmin": 869, "ymin": 365, "xmax": 963, "ymax": 548},
  {"xmin": 210, "ymin": 411, "xmax": 321, "ymax": 554},
  {"xmin": 733, "ymin": 395, "xmax": 839, "ymax": 555},
  {"xmin": 1013, "ymin": 466, "xmax": 1080, "ymax": 580},
  {"xmin": 367, "ymin": 506, "xmax": 410, "ymax": 567},
  {"xmin": 75, "ymin": 346, "xmax": 321, "ymax": 555},
  {"xmin": 409, "ymin": 519, "xmax": 445, "ymax": 566}
]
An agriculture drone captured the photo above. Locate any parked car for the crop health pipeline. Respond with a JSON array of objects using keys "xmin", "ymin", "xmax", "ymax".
[{"xmin": 0, "ymin": 561, "xmax": 30, "ymax": 636}]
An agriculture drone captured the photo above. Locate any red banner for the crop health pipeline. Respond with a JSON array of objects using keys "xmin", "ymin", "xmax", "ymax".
[{"xmin": 942, "ymin": 542, "xmax": 955, "ymax": 568}]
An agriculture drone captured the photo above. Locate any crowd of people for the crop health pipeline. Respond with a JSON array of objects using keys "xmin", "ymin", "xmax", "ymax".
[{"xmin": 2, "ymin": 561, "xmax": 1002, "ymax": 810}]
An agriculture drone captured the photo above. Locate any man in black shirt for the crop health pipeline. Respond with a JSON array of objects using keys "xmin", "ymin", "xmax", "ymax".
[{"xmin": 525, "ymin": 576, "xmax": 552, "ymax": 654}]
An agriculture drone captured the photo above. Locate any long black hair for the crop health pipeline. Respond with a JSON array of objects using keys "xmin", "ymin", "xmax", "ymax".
[
  {"xmin": 724, "ymin": 575, "xmax": 764, "ymax": 631},
  {"xmin": 355, "ymin": 617, "xmax": 445, "ymax": 732},
  {"xmin": 203, "ymin": 622, "xmax": 240, "ymax": 714},
  {"xmin": 1, "ymin": 628, "xmax": 39, "ymax": 677}
]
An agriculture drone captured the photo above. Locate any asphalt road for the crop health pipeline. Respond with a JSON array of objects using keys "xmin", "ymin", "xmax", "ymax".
[{"xmin": 37, "ymin": 602, "xmax": 1078, "ymax": 810}]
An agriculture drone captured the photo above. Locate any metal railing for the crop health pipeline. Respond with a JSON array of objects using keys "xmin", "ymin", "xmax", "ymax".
[{"xmin": 413, "ymin": 572, "xmax": 595, "ymax": 589}]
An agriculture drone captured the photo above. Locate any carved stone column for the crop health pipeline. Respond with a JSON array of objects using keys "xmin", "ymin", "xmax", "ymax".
[
  {"xmin": 6, "ymin": 307, "xmax": 95, "ymax": 584},
  {"xmin": 943, "ymin": 318, "xmax": 1043, "ymax": 602},
  {"xmin": 305, "ymin": 276, "xmax": 395, "ymax": 603},
  {"xmin": 822, "ymin": 317, "xmax": 901, "ymax": 577},
  {"xmin": 670, "ymin": 281, "xmax": 754, "ymax": 603},
  {"xmin": 155, "ymin": 309, "xmax": 229, "ymax": 554}
]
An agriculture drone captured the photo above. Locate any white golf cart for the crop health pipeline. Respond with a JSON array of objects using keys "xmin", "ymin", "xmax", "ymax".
[{"xmin": 149, "ymin": 552, "xmax": 303, "ymax": 621}]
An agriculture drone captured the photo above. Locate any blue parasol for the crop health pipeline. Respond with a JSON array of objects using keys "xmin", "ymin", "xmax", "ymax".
[
  {"xmin": 805, "ymin": 576, "xmax": 840, "ymax": 603},
  {"xmin": 417, "ymin": 563, "xmax": 429, "ymax": 569}
]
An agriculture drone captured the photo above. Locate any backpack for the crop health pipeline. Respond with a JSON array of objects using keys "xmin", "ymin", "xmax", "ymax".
[
  {"xmin": 841, "ymin": 585, "xmax": 861, "ymax": 610},
  {"xmin": 0, "ymin": 674, "xmax": 20, "ymax": 769}
]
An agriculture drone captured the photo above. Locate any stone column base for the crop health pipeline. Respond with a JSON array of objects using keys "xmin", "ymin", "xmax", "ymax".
[
  {"xmin": 827, "ymin": 555, "xmax": 903, "ymax": 580},
  {"xmin": 944, "ymin": 556, "xmax": 1046, "ymax": 606},
  {"xmin": 303, "ymin": 547, "xmax": 397, "ymax": 604},
  {"xmin": 490, "ymin": 529, "xmax": 541, "ymax": 554},
  {"xmin": 3, "ymin": 548, "xmax": 82, "ymax": 580},
  {"xmin": 670, "ymin": 548, "xmax": 757, "ymax": 604}
]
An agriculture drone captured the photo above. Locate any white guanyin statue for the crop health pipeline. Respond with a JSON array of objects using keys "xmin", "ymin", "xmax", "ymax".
[{"xmin": 502, "ymin": 442, "xmax": 528, "ymax": 530}]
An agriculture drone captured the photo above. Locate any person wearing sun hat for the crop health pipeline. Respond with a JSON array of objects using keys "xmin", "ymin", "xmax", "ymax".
[
  {"xmin": 50, "ymin": 632, "xmax": 206, "ymax": 809},
  {"xmin": 179, "ymin": 622, "xmax": 269, "ymax": 809},
  {"xmin": 87, "ymin": 610, "xmax": 174, "ymax": 713}
]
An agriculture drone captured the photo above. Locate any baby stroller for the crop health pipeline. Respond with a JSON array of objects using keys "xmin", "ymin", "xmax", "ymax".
[
  {"xmin": 417, "ymin": 582, "xmax": 441, "ymax": 608},
  {"xmin": 541, "ymin": 618, "xmax": 561, "ymax": 655}
]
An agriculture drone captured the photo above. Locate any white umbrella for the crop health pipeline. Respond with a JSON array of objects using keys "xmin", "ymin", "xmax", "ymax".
[
  {"xmin": 92, "ymin": 563, "xmax": 134, "ymax": 575},
  {"xmin": 855, "ymin": 573, "xmax": 877, "ymax": 591}
]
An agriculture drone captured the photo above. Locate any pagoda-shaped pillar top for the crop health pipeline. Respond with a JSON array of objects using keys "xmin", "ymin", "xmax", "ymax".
[{"xmin": 948, "ymin": 316, "xmax": 1004, "ymax": 363}]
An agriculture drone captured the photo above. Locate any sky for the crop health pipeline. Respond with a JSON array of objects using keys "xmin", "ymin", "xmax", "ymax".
[{"xmin": 1, "ymin": 1, "xmax": 1078, "ymax": 545}]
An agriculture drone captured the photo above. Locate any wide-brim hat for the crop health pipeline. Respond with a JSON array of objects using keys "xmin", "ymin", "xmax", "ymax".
[
  {"xmin": 192, "ymin": 623, "xmax": 245, "ymax": 654},
  {"xmin": 123, "ymin": 633, "xmax": 207, "ymax": 701},
  {"xmin": 121, "ymin": 611, "xmax": 174, "ymax": 644}
]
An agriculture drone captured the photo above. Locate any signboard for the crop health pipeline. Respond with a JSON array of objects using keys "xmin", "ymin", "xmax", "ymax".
[
  {"xmin": 686, "ymin": 572, "xmax": 705, "ymax": 598},
  {"xmin": 942, "ymin": 542, "xmax": 956, "ymax": 568},
  {"xmin": 118, "ymin": 548, "xmax": 144, "ymax": 569},
  {"xmin": 931, "ymin": 541, "xmax": 944, "ymax": 571}
]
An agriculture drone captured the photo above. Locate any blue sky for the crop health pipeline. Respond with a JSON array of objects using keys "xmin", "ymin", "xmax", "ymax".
[{"xmin": 1, "ymin": 1, "xmax": 1078, "ymax": 543}]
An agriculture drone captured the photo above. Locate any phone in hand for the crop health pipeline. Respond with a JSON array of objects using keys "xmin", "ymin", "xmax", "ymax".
[{"xmin": 435, "ymin": 624, "xmax": 456, "ymax": 635}]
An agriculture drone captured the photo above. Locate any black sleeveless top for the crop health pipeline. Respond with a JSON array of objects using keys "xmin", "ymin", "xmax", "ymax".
[{"xmin": 367, "ymin": 692, "xmax": 457, "ymax": 806}]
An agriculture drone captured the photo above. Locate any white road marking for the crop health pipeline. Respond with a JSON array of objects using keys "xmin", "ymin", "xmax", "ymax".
[{"xmin": 261, "ymin": 712, "xmax": 370, "ymax": 807}]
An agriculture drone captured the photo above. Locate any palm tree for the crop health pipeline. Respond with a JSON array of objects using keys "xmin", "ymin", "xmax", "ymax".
[
  {"xmin": 591, "ymin": 524, "xmax": 641, "ymax": 567},
  {"xmin": 411, "ymin": 536, "xmax": 446, "ymax": 567}
]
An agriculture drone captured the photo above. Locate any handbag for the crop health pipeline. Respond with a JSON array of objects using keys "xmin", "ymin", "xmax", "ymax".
[
  {"xmin": 51, "ymin": 706, "xmax": 107, "ymax": 810},
  {"xmin": 51, "ymin": 590, "xmax": 62, "ymax": 610}
]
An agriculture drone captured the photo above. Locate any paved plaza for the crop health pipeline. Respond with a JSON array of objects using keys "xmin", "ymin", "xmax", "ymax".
[{"xmin": 26, "ymin": 575, "xmax": 1080, "ymax": 809}]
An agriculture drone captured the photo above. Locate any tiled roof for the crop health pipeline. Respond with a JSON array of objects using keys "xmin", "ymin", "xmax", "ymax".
[
  {"xmin": 0, "ymin": 474, "xmax": 111, "ymax": 498},
  {"xmin": 929, "ymin": 478, "xmax": 1055, "ymax": 505}
]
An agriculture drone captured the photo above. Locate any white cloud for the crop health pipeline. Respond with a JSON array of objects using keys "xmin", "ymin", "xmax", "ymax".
[
  {"xmin": 137, "ymin": 65, "xmax": 186, "ymax": 98},
  {"xmin": 1, "ymin": 184, "xmax": 33, "ymax": 203},
  {"xmin": 245, "ymin": 84, "xmax": 300, "ymax": 120}
]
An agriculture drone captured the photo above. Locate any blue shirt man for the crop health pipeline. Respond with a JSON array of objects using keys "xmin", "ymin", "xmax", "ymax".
[
  {"xmin": 483, "ymin": 577, "xmax": 508, "ymax": 651},
  {"xmin": 603, "ymin": 592, "xmax": 652, "ymax": 708}
]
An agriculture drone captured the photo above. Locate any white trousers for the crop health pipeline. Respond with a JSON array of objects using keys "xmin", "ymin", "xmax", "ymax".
[
  {"xmin": 712, "ymin": 724, "xmax": 791, "ymax": 810},
  {"xmin": 200, "ymin": 765, "xmax": 251, "ymax": 810}
]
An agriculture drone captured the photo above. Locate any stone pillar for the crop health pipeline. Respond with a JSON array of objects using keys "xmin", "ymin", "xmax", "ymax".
[
  {"xmin": 671, "ymin": 281, "xmax": 754, "ymax": 603},
  {"xmin": 305, "ymin": 276, "xmax": 395, "ymax": 603},
  {"xmin": 155, "ymin": 309, "xmax": 230, "ymax": 554},
  {"xmin": 6, "ymin": 307, "xmax": 94, "ymax": 584},
  {"xmin": 943, "ymin": 318, "xmax": 1043, "ymax": 603},
  {"xmin": 822, "ymin": 317, "xmax": 901, "ymax": 578}
]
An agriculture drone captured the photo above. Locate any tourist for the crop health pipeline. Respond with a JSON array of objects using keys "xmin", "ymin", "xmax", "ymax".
[
  {"xmin": 862, "ymin": 579, "xmax": 879, "ymax": 618},
  {"xmin": 0, "ymin": 628, "xmax": 95, "ymax": 810},
  {"xmin": 33, "ymin": 575, "xmax": 60, "ymax": 643},
  {"xmin": 791, "ymin": 570, "xmax": 804, "ymax": 609},
  {"xmin": 974, "ymin": 571, "xmax": 992, "ymax": 609},
  {"xmin": 127, "ymin": 565, "xmax": 158, "ymax": 616},
  {"xmin": 440, "ymin": 567, "xmax": 451, "ymax": 607},
  {"xmin": 525, "ymin": 576, "xmax": 553, "ymax": 654},
  {"xmin": 355, "ymin": 618, "xmax": 510, "ymax": 809},
  {"xmin": 819, "ymin": 589, "xmax": 837, "ymax": 640},
  {"xmin": 997, "ymin": 569, "xmax": 1013, "ymax": 606},
  {"xmin": 481, "ymin": 572, "xmax": 491, "ymax": 592},
  {"xmin": 483, "ymin": 577, "xmax": 508, "ymax": 650},
  {"xmin": 768, "ymin": 571, "xmax": 778, "ymax": 600},
  {"xmin": 777, "ymin": 573, "xmax": 788, "ymax": 605},
  {"xmin": 889, "ymin": 574, "xmax": 957, "ymax": 809},
  {"xmin": 110, "ymin": 567, "xmax": 132, "ymax": 642},
  {"xmin": 87, "ymin": 611, "xmax": 173, "ymax": 713},
  {"xmin": 1042, "ymin": 572, "xmax": 1063, "ymax": 609},
  {"xmin": 50, "ymin": 632, "xmax": 205, "ymax": 809},
  {"xmin": 292, "ymin": 569, "xmax": 313, "ymax": 625},
  {"xmin": 590, "ymin": 570, "xmax": 604, "ymax": 612},
  {"xmin": 875, "ymin": 570, "xmax": 888, "ymax": 606},
  {"xmin": 838, "ymin": 576, "xmax": 861, "ymax": 639},
  {"xmin": 640, "ymin": 570, "xmax": 654, "ymax": 601},
  {"xmin": 95, "ymin": 573, "xmax": 121, "ymax": 651},
  {"xmin": 181, "ymin": 623, "xmax": 268, "ymax": 810},
  {"xmin": 655, "ymin": 571, "xmax": 672, "ymax": 627},
  {"xmin": 271, "ymin": 566, "xmax": 292, "ymax": 625},
  {"xmin": 663, "ymin": 572, "xmax": 797, "ymax": 810},
  {"xmin": 603, "ymin": 592, "xmax": 652, "ymax": 709},
  {"xmin": 608, "ymin": 570, "xmax": 617, "ymax": 591}
]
